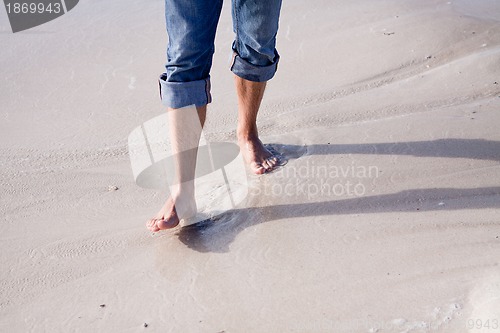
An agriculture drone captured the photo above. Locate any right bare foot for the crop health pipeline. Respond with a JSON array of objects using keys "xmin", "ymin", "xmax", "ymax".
[{"xmin": 146, "ymin": 190, "xmax": 197, "ymax": 232}]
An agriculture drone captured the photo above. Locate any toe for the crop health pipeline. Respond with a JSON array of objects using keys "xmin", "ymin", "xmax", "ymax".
[
  {"xmin": 157, "ymin": 216, "xmax": 179, "ymax": 230},
  {"xmin": 147, "ymin": 219, "xmax": 160, "ymax": 232},
  {"xmin": 262, "ymin": 158, "xmax": 276, "ymax": 171},
  {"xmin": 252, "ymin": 163, "xmax": 266, "ymax": 175},
  {"xmin": 267, "ymin": 156, "xmax": 278, "ymax": 168}
]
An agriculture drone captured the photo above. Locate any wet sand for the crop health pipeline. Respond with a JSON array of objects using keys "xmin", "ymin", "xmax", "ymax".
[{"xmin": 1, "ymin": 0, "xmax": 500, "ymax": 332}]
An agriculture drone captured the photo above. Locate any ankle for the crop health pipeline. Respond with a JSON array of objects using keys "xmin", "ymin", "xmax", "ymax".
[
  {"xmin": 237, "ymin": 127, "xmax": 258, "ymax": 142},
  {"xmin": 169, "ymin": 181, "xmax": 195, "ymax": 199}
]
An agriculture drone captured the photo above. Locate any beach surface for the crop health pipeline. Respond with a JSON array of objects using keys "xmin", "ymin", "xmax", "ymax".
[{"xmin": 1, "ymin": 0, "xmax": 500, "ymax": 332}]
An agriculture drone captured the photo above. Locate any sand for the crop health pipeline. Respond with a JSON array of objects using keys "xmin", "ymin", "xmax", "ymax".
[{"xmin": 1, "ymin": 0, "xmax": 500, "ymax": 332}]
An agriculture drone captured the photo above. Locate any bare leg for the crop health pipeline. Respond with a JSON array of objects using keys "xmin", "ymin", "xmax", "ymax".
[
  {"xmin": 235, "ymin": 76, "xmax": 279, "ymax": 174},
  {"xmin": 147, "ymin": 105, "xmax": 206, "ymax": 232}
]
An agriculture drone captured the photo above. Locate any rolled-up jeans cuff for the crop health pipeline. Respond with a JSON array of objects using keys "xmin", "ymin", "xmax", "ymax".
[
  {"xmin": 230, "ymin": 51, "xmax": 280, "ymax": 82},
  {"xmin": 158, "ymin": 74, "xmax": 212, "ymax": 109}
]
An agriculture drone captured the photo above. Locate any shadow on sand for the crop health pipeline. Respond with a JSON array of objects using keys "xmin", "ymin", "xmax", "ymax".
[{"xmin": 173, "ymin": 138, "xmax": 500, "ymax": 253}]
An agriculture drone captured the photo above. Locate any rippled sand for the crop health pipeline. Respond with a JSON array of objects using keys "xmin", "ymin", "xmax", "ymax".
[{"xmin": 1, "ymin": 0, "xmax": 499, "ymax": 332}]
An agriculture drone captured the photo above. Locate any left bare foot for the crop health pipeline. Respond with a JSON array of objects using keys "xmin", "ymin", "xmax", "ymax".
[{"xmin": 238, "ymin": 133, "xmax": 279, "ymax": 174}]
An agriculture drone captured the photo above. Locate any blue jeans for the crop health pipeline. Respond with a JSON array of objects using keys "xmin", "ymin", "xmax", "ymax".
[{"xmin": 159, "ymin": 0, "xmax": 282, "ymax": 109}]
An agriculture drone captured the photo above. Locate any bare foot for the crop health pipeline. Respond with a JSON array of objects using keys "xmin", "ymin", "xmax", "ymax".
[
  {"xmin": 146, "ymin": 189, "xmax": 197, "ymax": 232},
  {"xmin": 238, "ymin": 133, "xmax": 279, "ymax": 175}
]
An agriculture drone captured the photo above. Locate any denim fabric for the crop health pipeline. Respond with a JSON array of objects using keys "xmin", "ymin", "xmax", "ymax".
[{"xmin": 159, "ymin": 0, "xmax": 282, "ymax": 109}]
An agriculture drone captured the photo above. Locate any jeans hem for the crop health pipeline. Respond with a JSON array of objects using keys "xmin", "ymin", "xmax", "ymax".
[
  {"xmin": 230, "ymin": 50, "xmax": 280, "ymax": 82},
  {"xmin": 158, "ymin": 74, "xmax": 212, "ymax": 109}
]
